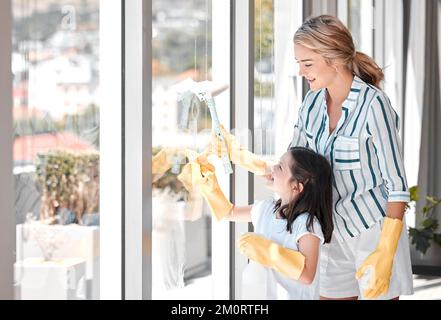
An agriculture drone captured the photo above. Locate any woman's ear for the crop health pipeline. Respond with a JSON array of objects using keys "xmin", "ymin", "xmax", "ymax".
[
  {"xmin": 331, "ymin": 61, "xmax": 341, "ymax": 73},
  {"xmin": 330, "ymin": 60, "xmax": 343, "ymax": 73}
]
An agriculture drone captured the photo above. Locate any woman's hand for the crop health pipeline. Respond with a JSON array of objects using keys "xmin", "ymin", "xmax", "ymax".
[
  {"xmin": 262, "ymin": 164, "xmax": 273, "ymax": 182},
  {"xmin": 177, "ymin": 153, "xmax": 233, "ymax": 221},
  {"xmin": 355, "ymin": 217, "xmax": 403, "ymax": 299},
  {"xmin": 238, "ymin": 232, "xmax": 306, "ymax": 280}
]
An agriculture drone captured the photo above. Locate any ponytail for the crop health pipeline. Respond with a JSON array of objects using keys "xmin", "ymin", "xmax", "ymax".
[{"xmin": 352, "ymin": 51, "xmax": 384, "ymax": 88}]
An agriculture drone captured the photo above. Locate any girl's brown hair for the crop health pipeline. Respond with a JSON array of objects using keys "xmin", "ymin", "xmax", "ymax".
[
  {"xmin": 274, "ymin": 147, "xmax": 334, "ymax": 244},
  {"xmin": 294, "ymin": 15, "xmax": 384, "ymax": 88}
]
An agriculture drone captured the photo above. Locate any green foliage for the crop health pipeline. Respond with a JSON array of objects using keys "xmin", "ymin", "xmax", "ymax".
[
  {"xmin": 36, "ymin": 151, "xmax": 99, "ymax": 223},
  {"xmin": 254, "ymin": 0, "xmax": 275, "ymax": 98},
  {"xmin": 409, "ymin": 185, "xmax": 420, "ymax": 202},
  {"xmin": 255, "ymin": 0, "xmax": 274, "ymax": 61},
  {"xmin": 153, "ymin": 25, "xmax": 212, "ymax": 76},
  {"xmin": 14, "ymin": 115, "xmax": 56, "ymax": 137},
  {"xmin": 407, "ymin": 186, "xmax": 441, "ymax": 254},
  {"xmin": 254, "ymin": 79, "xmax": 274, "ymax": 97}
]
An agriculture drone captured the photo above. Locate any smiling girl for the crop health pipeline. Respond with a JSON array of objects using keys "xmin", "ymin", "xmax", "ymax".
[{"xmin": 222, "ymin": 147, "xmax": 334, "ymax": 299}]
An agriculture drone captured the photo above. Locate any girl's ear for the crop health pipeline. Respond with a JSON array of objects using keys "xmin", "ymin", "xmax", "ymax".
[
  {"xmin": 292, "ymin": 181, "xmax": 304, "ymax": 194},
  {"xmin": 297, "ymin": 182, "xmax": 304, "ymax": 194}
]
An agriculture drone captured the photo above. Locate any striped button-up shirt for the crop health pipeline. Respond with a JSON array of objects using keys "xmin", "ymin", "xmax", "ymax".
[{"xmin": 289, "ymin": 76, "xmax": 409, "ymax": 241}]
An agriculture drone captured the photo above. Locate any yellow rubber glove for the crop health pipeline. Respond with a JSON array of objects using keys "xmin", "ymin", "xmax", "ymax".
[
  {"xmin": 238, "ymin": 232, "xmax": 306, "ymax": 280},
  {"xmin": 177, "ymin": 151, "xmax": 212, "ymax": 192},
  {"xmin": 178, "ymin": 153, "xmax": 233, "ymax": 221},
  {"xmin": 178, "ymin": 162, "xmax": 193, "ymax": 191},
  {"xmin": 209, "ymin": 125, "xmax": 268, "ymax": 176},
  {"xmin": 152, "ymin": 147, "xmax": 188, "ymax": 175},
  {"xmin": 355, "ymin": 217, "xmax": 403, "ymax": 299}
]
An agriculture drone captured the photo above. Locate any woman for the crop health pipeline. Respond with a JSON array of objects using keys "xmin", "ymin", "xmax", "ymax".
[
  {"xmin": 209, "ymin": 14, "xmax": 413, "ymax": 300},
  {"xmin": 290, "ymin": 15, "xmax": 413, "ymax": 300}
]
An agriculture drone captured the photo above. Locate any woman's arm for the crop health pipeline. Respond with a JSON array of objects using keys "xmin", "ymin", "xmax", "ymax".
[
  {"xmin": 297, "ymin": 234, "xmax": 321, "ymax": 285},
  {"xmin": 223, "ymin": 205, "xmax": 252, "ymax": 222},
  {"xmin": 210, "ymin": 126, "xmax": 268, "ymax": 176},
  {"xmin": 238, "ymin": 233, "xmax": 307, "ymax": 280},
  {"xmin": 386, "ymin": 202, "xmax": 406, "ymax": 220},
  {"xmin": 366, "ymin": 94, "xmax": 409, "ymax": 205}
]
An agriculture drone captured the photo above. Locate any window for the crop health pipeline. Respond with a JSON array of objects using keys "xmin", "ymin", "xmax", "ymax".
[
  {"xmin": 348, "ymin": 0, "xmax": 373, "ymax": 57},
  {"xmin": 253, "ymin": 0, "xmax": 303, "ymax": 203},
  {"xmin": 151, "ymin": 0, "xmax": 230, "ymax": 299},
  {"xmin": 12, "ymin": 0, "xmax": 100, "ymax": 300}
]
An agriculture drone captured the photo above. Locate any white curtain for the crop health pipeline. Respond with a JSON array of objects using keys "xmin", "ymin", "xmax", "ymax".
[
  {"xmin": 404, "ymin": 0, "xmax": 441, "ymax": 267},
  {"xmin": 411, "ymin": 0, "xmax": 441, "ymax": 267},
  {"xmin": 417, "ymin": 0, "xmax": 441, "ymax": 218},
  {"xmin": 403, "ymin": 0, "xmax": 426, "ymax": 205}
]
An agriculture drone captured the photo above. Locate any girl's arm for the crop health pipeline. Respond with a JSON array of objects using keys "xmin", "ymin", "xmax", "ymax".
[
  {"xmin": 297, "ymin": 234, "xmax": 321, "ymax": 285},
  {"xmin": 223, "ymin": 205, "xmax": 252, "ymax": 222}
]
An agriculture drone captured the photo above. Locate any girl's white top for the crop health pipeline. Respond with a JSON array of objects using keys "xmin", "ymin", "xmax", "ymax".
[{"xmin": 244, "ymin": 198, "xmax": 324, "ymax": 300}]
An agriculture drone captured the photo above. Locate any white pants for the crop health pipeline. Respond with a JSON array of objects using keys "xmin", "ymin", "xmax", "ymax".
[{"xmin": 320, "ymin": 218, "xmax": 414, "ymax": 300}]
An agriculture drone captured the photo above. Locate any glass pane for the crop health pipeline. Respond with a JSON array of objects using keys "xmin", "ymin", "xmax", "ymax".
[
  {"xmin": 348, "ymin": 0, "xmax": 373, "ymax": 56},
  {"xmin": 348, "ymin": 0, "xmax": 361, "ymax": 49},
  {"xmin": 152, "ymin": 0, "xmax": 229, "ymax": 299},
  {"xmin": 13, "ymin": 0, "xmax": 100, "ymax": 300},
  {"xmin": 254, "ymin": 0, "xmax": 275, "ymax": 158},
  {"xmin": 253, "ymin": 0, "xmax": 303, "ymax": 202}
]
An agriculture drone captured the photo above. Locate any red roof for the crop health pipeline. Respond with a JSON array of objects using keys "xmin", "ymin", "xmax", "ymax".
[
  {"xmin": 13, "ymin": 85, "xmax": 28, "ymax": 100},
  {"xmin": 13, "ymin": 106, "xmax": 47, "ymax": 119},
  {"xmin": 14, "ymin": 132, "xmax": 95, "ymax": 163}
]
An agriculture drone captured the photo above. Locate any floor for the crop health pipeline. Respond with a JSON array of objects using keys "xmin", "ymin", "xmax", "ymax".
[
  {"xmin": 401, "ymin": 275, "xmax": 441, "ymax": 300},
  {"xmin": 154, "ymin": 274, "xmax": 441, "ymax": 300}
]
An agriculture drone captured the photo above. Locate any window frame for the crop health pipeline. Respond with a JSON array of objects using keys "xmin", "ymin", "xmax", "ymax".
[
  {"xmin": 99, "ymin": 0, "xmax": 124, "ymax": 300},
  {"xmin": 0, "ymin": 0, "xmax": 14, "ymax": 300}
]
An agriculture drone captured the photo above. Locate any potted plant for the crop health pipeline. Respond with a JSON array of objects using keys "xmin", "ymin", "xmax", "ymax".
[
  {"xmin": 407, "ymin": 186, "xmax": 441, "ymax": 272},
  {"xmin": 35, "ymin": 151, "xmax": 99, "ymax": 226},
  {"xmin": 407, "ymin": 186, "xmax": 441, "ymax": 254},
  {"xmin": 15, "ymin": 151, "xmax": 100, "ymax": 298}
]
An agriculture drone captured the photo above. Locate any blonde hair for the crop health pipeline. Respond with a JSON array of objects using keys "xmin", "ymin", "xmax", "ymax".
[{"xmin": 294, "ymin": 15, "xmax": 384, "ymax": 88}]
